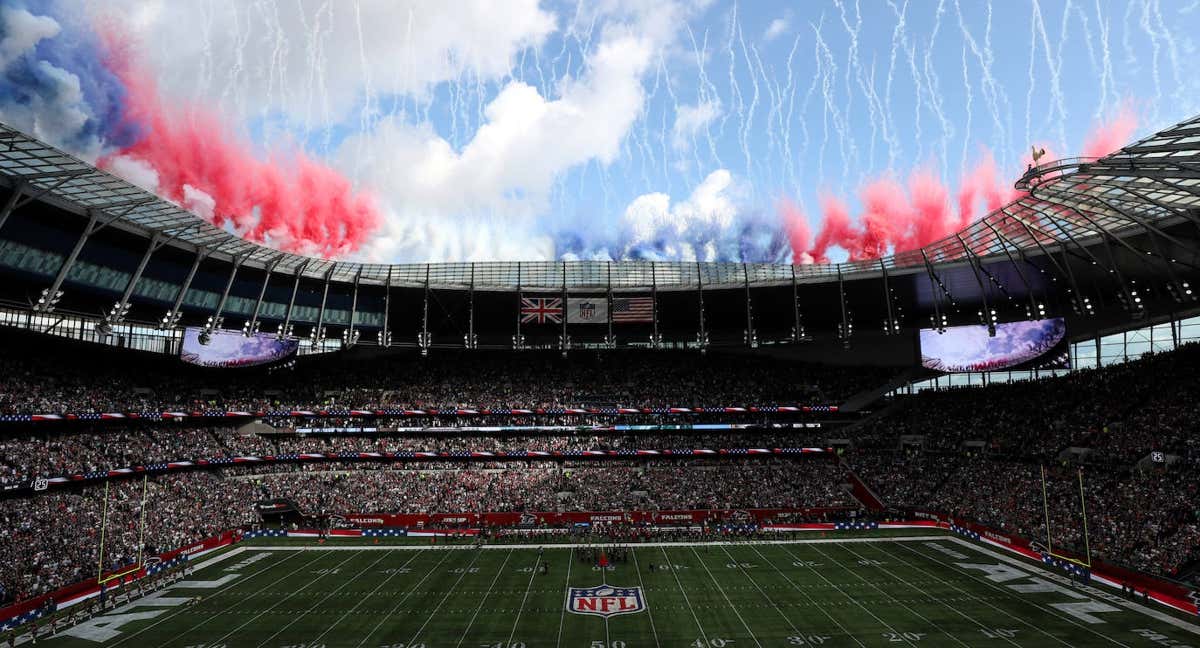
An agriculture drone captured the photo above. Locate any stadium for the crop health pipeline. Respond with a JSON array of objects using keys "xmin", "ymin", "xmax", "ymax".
[{"xmin": 0, "ymin": 1, "xmax": 1199, "ymax": 646}]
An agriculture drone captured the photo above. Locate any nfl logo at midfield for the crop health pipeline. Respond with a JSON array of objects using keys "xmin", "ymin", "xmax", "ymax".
[{"xmin": 567, "ymin": 584, "xmax": 646, "ymax": 618}]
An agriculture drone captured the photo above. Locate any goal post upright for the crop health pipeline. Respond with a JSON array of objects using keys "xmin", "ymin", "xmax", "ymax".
[
  {"xmin": 135, "ymin": 474, "xmax": 149, "ymax": 567},
  {"xmin": 96, "ymin": 479, "xmax": 110, "ymax": 582},
  {"xmin": 1040, "ymin": 464, "xmax": 1053, "ymax": 556},
  {"xmin": 1078, "ymin": 467, "xmax": 1092, "ymax": 568}
]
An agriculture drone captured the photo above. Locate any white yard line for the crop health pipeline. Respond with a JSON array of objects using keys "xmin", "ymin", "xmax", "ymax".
[
  {"xmin": 253, "ymin": 550, "xmax": 387, "ymax": 647},
  {"xmin": 309, "ymin": 548, "xmax": 429, "ymax": 647},
  {"xmin": 105, "ymin": 549, "xmax": 318, "ymax": 648},
  {"xmin": 659, "ymin": 546, "xmax": 711, "ymax": 646},
  {"xmin": 745, "ymin": 544, "xmax": 867, "ymax": 648},
  {"xmin": 404, "ymin": 548, "xmax": 489, "ymax": 648},
  {"xmin": 688, "ymin": 546, "xmax": 764, "ymax": 648},
  {"xmin": 715, "ymin": 544, "xmax": 806, "ymax": 640},
  {"xmin": 629, "ymin": 548, "xmax": 663, "ymax": 648},
  {"xmin": 354, "ymin": 546, "xmax": 460, "ymax": 648},
  {"xmin": 207, "ymin": 549, "xmax": 364, "ymax": 647},
  {"xmin": 837, "ymin": 541, "xmax": 1022, "ymax": 648},
  {"xmin": 884, "ymin": 540, "xmax": 1079, "ymax": 647},
  {"xmin": 946, "ymin": 537, "xmax": 1200, "ymax": 638},
  {"xmin": 555, "ymin": 546, "xmax": 575, "ymax": 648},
  {"xmin": 453, "ymin": 548, "xmax": 515, "ymax": 648},
  {"xmin": 774, "ymin": 543, "xmax": 920, "ymax": 647},
  {"xmin": 504, "ymin": 552, "xmax": 543, "ymax": 648},
  {"xmin": 809, "ymin": 543, "xmax": 971, "ymax": 648}
]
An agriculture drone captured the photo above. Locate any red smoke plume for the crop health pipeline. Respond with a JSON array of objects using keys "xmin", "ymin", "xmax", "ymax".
[
  {"xmin": 783, "ymin": 110, "xmax": 1138, "ymax": 264},
  {"xmin": 1082, "ymin": 106, "xmax": 1139, "ymax": 159},
  {"xmin": 99, "ymin": 53, "xmax": 381, "ymax": 259}
]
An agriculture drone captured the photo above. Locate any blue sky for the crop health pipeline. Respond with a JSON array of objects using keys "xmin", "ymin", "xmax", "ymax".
[{"xmin": 4, "ymin": 0, "xmax": 1199, "ymax": 263}]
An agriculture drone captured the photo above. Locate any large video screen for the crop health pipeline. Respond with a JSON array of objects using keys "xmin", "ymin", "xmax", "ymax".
[
  {"xmin": 180, "ymin": 327, "xmax": 298, "ymax": 368},
  {"xmin": 919, "ymin": 317, "xmax": 1068, "ymax": 373}
]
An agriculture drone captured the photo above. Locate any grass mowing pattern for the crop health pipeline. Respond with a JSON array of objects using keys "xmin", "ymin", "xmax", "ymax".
[{"xmin": 38, "ymin": 537, "xmax": 1200, "ymax": 648}]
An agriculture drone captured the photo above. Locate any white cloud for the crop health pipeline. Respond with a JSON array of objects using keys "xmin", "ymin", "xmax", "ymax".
[
  {"xmin": 0, "ymin": 6, "xmax": 58, "ymax": 69},
  {"xmin": 0, "ymin": 7, "xmax": 102, "ymax": 157},
  {"xmin": 619, "ymin": 168, "xmax": 741, "ymax": 260},
  {"xmin": 340, "ymin": 17, "xmax": 665, "ymax": 262},
  {"xmin": 87, "ymin": 0, "xmax": 557, "ymax": 124},
  {"xmin": 672, "ymin": 99, "xmax": 721, "ymax": 151},
  {"xmin": 764, "ymin": 17, "xmax": 789, "ymax": 42},
  {"xmin": 104, "ymin": 154, "xmax": 160, "ymax": 192}
]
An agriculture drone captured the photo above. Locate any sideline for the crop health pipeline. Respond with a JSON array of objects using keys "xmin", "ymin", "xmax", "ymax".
[{"xmin": 245, "ymin": 535, "xmax": 946, "ymax": 551}]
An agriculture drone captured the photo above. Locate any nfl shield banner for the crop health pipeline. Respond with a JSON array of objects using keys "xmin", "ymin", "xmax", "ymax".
[
  {"xmin": 566, "ymin": 297, "xmax": 609, "ymax": 324},
  {"xmin": 566, "ymin": 584, "xmax": 646, "ymax": 617}
]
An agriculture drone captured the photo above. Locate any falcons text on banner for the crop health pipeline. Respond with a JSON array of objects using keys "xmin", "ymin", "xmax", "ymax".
[
  {"xmin": 520, "ymin": 297, "xmax": 562, "ymax": 324},
  {"xmin": 566, "ymin": 584, "xmax": 647, "ymax": 618}
]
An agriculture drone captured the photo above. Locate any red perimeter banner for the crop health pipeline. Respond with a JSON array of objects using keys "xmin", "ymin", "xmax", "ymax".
[{"xmin": 344, "ymin": 507, "xmax": 853, "ymax": 528}]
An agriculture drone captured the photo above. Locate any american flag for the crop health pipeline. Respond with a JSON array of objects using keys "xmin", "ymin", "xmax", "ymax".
[
  {"xmin": 520, "ymin": 297, "xmax": 563, "ymax": 324},
  {"xmin": 612, "ymin": 296, "xmax": 653, "ymax": 322}
]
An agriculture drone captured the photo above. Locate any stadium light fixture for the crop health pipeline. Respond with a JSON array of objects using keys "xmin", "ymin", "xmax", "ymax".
[
  {"xmin": 33, "ymin": 288, "xmax": 63, "ymax": 312},
  {"xmin": 1167, "ymin": 281, "xmax": 1194, "ymax": 303},
  {"xmin": 341, "ymin": 328, "xmax": 360, "ymax": 350},
  {"xmin": 159, "ymin": 309, "xmax": 182, "ymax": 330},
  {"xmin": 377, "ymin": 329, "xmax": 392, "ymax": 347},
  {"xmin": 310, "ymin": 325, "xmax": 326, "ymax": 349},
  {"xmin": 417, "ymin": 331, "xmax": 431, "ymax": 356},
  {"xmin": 743, "ymin": 329, "xmax": 758, "ymax": 349}
]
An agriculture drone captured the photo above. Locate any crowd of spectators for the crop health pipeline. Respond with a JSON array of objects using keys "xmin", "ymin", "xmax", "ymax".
[
  {"xmin": 0, "ymin": 472, "xmax": 258, "ymax": 605},
  {"xmin": 0, "ymin": 329, "xmax": 888, "ymax": 415},
  {"xmin": 0, "ymin": 458, "xmax": 849, "ymax": 603},
  {"xmin": 857, "ymin": 344, "xmax": 1200, "ymax": 465},
  {"xmin": 848, "ymin": 451, "xmax": 1200, "ymax": 580},
  {"xmin": 0, "ymin": 426, "xmax": 833, "ymax": 484},
  {"xmin": 4, "ymin": 331, "xmax": 1200, "ymax": 605},
  {"xmin": 239, "ymin": 458, "xmax": 851, "ymax": 514}
]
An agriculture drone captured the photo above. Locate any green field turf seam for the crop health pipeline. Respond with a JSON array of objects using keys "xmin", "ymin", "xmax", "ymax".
[
  {"xmin": 744, "ymin": 543, "xmax": 868, "ymax": 647},
  {"xmin": 885, "ymin": 540, "xmax": 1078, "ymax": 646},
  {"xmin": 403, "ymin": 547, "xmax": 489, "ymax": 648},
  {"xmin": 772, "ymin": 542, "xmax": 918, "ymax": 646},
  {"xmin": 354, "ymin": 546, "xmax": 460, "ymax": 648},
  {"xmin": 657, "ymin": 545, "xmax": 711, "ymax": 646},
  {"xmin": 628, "ymin": 548, "xmax": 662, "ymax": 648},
  {"xmin": 715, "ymin": 543, "xmax": 806, "ymax": 639},
  {"xmin": 252, "ymin": 549, "xmax": 390, "ymax": 648},
  {"xmin": 840, "ymin": 540, "xmax": 1019, "ymax": 647},
  {"xmin": 811, "ymin": 542, "xmax": 970, "ymax": 646},
  {"xmin": 206, "ymin": 549, "xmax": 365, "ymax": 647},
  {"xmin": 505, "ymin": 551, "xmax": 543, "ymax": 648},
  {"xmin": 689, "ymin": 545, "xmax": 765, "ymax": 647},
  {"xmin": 102, "ymin": 549, "xmax": 319, "ymax": 648},
  {"xmin": 554, "ymin": 546, "xmax": 574, "ymax": 648},
  {"xmin": 912, "ymin": 540, "xmax": 1137, "ymax": 647},
  {"xmin": 453, "ymin": 547, "xmax": 515, "ymax": 648}
]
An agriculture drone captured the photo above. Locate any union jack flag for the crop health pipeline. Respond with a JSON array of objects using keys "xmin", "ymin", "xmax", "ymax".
[{"xmin": 520, "ymin": 297, "xmax": 563, "ymax": 324}]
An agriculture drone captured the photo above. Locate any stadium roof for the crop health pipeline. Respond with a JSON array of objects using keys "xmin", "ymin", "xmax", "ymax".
[{"xmin": 1, "ymin": 114, "xmax": 1199, "ymax": 290}]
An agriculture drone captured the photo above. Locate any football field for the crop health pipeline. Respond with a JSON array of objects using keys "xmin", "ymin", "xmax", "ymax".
[{"xmin": 38, "ymin": 536, "xmax": 1200, "ymax": 648}]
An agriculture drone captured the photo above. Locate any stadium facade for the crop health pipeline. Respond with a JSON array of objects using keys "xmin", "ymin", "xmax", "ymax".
[{"xmin": 1, "ymin": 114, "xmax": 1199, "ymax": 363}]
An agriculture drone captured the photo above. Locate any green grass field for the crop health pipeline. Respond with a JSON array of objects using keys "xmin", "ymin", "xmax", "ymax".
[{"xmin": 35, "ymin": 536, "xmax": 1200, "ymax": 648}]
